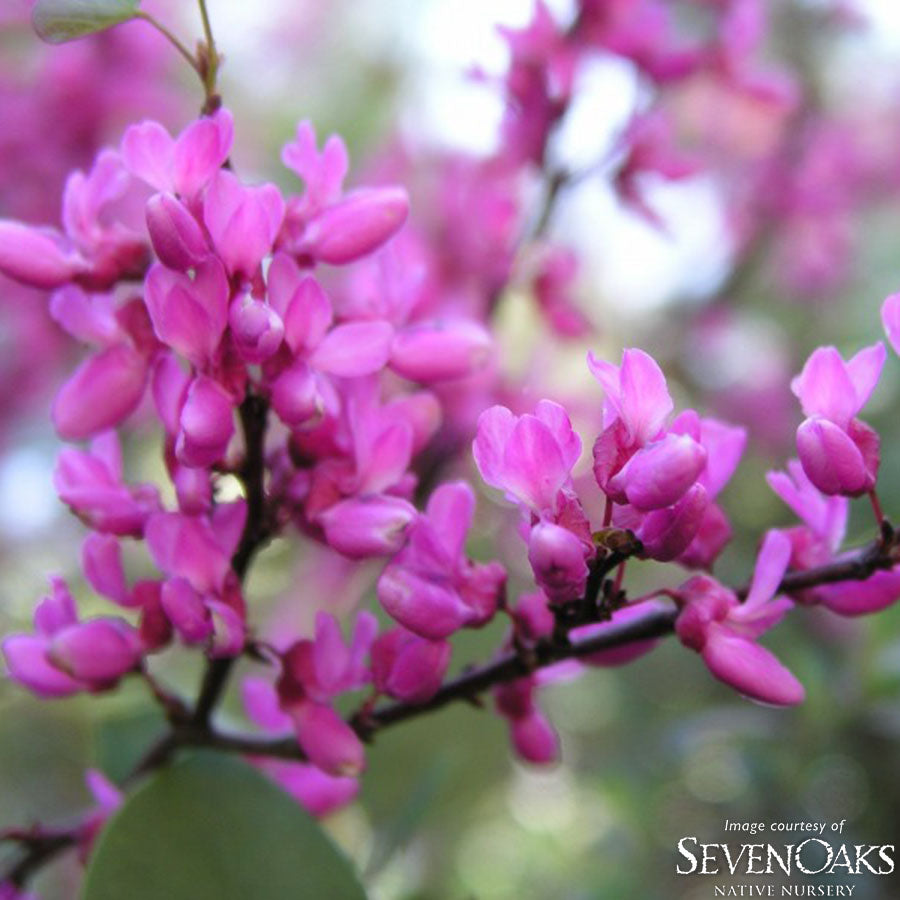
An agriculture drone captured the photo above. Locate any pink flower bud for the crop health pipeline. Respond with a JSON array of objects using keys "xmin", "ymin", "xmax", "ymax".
[
  {"xmin": 389, "ymin": 319, "xmax": 493, "ymax": 382},
  {"xmin": 816, "ymin": 569, "xmax": 900, "ymax": 616},
  {"xmin": 796, "ymin": 416, "xmax": 875, "ymax": 496},
  {"xmin": 700, "ymin": 624, "xmax": 805, "ymax": 706},
  {"xmin": 309, "ymin": 321, "xmax": 394, "ymax": 377},
  {"xmin": 271, "ymin": 362, "xmax": 324, "ymax": 427},
  {"xmin": 82, "ymin": 534, "xmax": 130, "ymax": 606},
  {"xmin": 378, "ymin": 566, "xmax": 476, "ymax": 640},
  {"xmin": 527, "ymin": 522, "xmax": 589, "ymax": 605},
  {"xmin": 228, "ymin": 294, "xmax": 285, "ymax": 362},
  {"xmin": 174, "ymin": 465, "xmax": 213, "ymax": 514},
  {"xmin": 175, "ymin": 376, "xmax": 235, "ymax": 468},
  {"xmin": 606, "ymin": 433, "xmax": 707, "ymax": 510},
  {"xmin": 289, "ymin": 700, "xmax": 366, "ymax": 777},
  {"xmin": 636, "ymin": 483, "xmax": 709, "ymax": 561},
  {"xmin": 267, "ymin": 259, "xmax": 333, "ymax": 354},
  {"xmin": 0, "ymin": 221, "xmax": 86, "ymax": 288},
  {"xmin": 52, "ymin": 344, "xmax": 148, "ymax": 440},
  {"xmin": 301, "ymin": 187, "xmax": 409, "ymax": 264},
  {"xmin": 145, "ymin": 193, "xmax": 209, "ymax": 271},
  {"xmin": 254, "ymin": 760, "xmax": 359, "ymax": 818},
  {"xmin": 510, "ymin": 712, "xmax": 559, "ymax": 764},
  {"xmin": 2, "ymin": 635, "xmax": 82, "ymax": 697},
  {"xmin": 371, "ymin": 628, "xmax": 451, "ymax": 703},
  {"xmin": 48, "ymin": 619, "xmax": 143, "ymax": 687},
  {"xmin": 318, "ymin": 495, "xmax": 417, "ymax": 559},
  {"xmin": 203, "ymin": 171, "xmax": 285, "ymax": 277},
  {"xmin": 49, "ymin": 286, "xmax": 120, "ymax": 345},
  {"xmin": 160, "ymin": 577, "xmax": 212, "ymax": 644},
  {"xmin": 144, "ymin": 259, "xmax": 229, "ymax": 366},
  {"xmin": 678, "ymin": 502, "xmax": 733, "ymax": 570}
]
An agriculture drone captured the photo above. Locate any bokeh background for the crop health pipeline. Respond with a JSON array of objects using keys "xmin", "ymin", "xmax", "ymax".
[{"xmin": 2, "ymin": 0, "xmax": 900, "ymax": 897}]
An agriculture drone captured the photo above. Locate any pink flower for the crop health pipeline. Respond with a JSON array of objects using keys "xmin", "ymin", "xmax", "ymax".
[
  {"xmin": 279, "ymin": 120, "xmax": 408, "ymax": 265},
  {"xmin": 317, "ymin": 495, "xmax": 418, "ymax": 560},
  {"xmin": 2, "ymin": 578, "xmax": 142, "ymax": 697},
  {"xmin": 54, "ymin": 431, "xmax": 160, "ymax": 536},
  {"xmin": 590, "ymin": 348, "xmax": 707, "ymax": 510},
  {"xmin": 203, "ymin": 171, "xmax": 285, "ymax": 277},
  {"xmin": 275, "ymin": 612, "xmax": 377, "ymax": 776},
  {"xmin": 527, "ymin": 521, "xmax": 590, "ymax": 606},
  {"xmin": 494, "ymin": 676, "xmax": 559, "ymax": 765},
  {"xmin": 174, "ymin": 375, "xmax": 235, "ymax": 469},
  {"xmin": 767, "ymin": 460, "xmax": 900, "ymax": 616},
  {"xmin": 145, "ymin": 192, "xmax": 209, "ymax": 271},
  {"xmin": 378, "ymin": 481, "xmax": 506, "ymax": 639},
  {"xmin": 48, "ymin": 289, "xmax": 157, "ymax": 441},
  {"xmin": 675, "ymin": 531, "xmax": 804, "ymax": 705},
  {"xmin": 791, "ymin": 343, "xmax": 885, "ymax": 496},
  {"xmin": 145, "ymin": 504, "xmax": 245, "ymax": 595},
  {"xmin": 389, "ymin": 318, "xmax": 493, "ymax": 383},
  {"xmin": 371, "ymin": 626, "xmax": 451, "ymax": 703},
  {"xmin": 144, "ymin": 258, "xmax": 229, "ymax": 367},
  {"xmin": 121, "ymin": 109, "xmax": 234, "ymax": 200},
  {"xmin": 474, "ymin": 400, "xmax": 581, "ymax": 517},
  {"xmin": 676, "ymin": 414, "xmax": 747, "ymax": 569}
]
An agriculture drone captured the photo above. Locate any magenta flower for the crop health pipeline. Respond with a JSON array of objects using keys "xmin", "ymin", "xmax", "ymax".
[
  {"xmin": 144, "ymin": 258, "xmax": 229, "ymax": 367},
  {"xmin": 378, "ymin": 481, "xmax": 506, "ymax": 640},
  {"xmin": 2, "ymin": 578, "xmax": 143, "ymax": 698},
  {"xmin": 0, "ymin": 149, "xmax": 148, "ymax": 292},
  {"xmin": 589, "ymin": 348, "xmax": 704, "ymax": 507},
  {"xmin": 203, "ymin": 170, "xmax": 285, "ymax": 278},
  {"xmin": 121, "ymin": 109, "xmax": 234, "ymax": 200},
  {"xmin": 768, "ymin": 460, "xmax": 900, "ymax": 616},
  {"xmin": 675, "ymin": 413, "xmax": 747, "ymax": 569},
  {"xmin": 389, "ymin": 318, "xmax": 493, "ymax": 383},
  {"xmin": 145, "ymin": 192, "xmax": 210, "ymax": 271},
  {"xmin": 275, "ymin": 612, "xmax": 377, "ymax": 776},
  {"xmin": 791, "ymin": 342, "xmax": 885, "ymax": 496},
  {"xmin": 54, "ymin": 431, "xmax": 160, "ymax": 536},
  {"xmin": 474, "ymin": 400, "xmax": 582, "ymax": 518},
  {"xmin": 494, "ymin": 676, "xmax": 559, "ymax": 765},
  {"xmin": 675, "ymin": 530, "xmax": 804, "ymax": 706},
  {"xmin": 49, "ymin": 287, "xmax": 157, "ymax": 440},
  {"xmin": 278, "ymin": 120, "xmax": 408, "ymax": 266},
  {"xmin": 371, "ymin": 626, "xmax": 451, "ymax": 704}
]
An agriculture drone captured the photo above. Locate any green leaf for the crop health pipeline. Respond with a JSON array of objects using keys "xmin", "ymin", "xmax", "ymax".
[
  {"xmin": 365, "ymin": 754, "xmax": 450, "ymax": 878},
  {"xmin": 32, "ymin": 0, "xmax": 142, "ymax": 44},
  {"xmin": 82, "ymin": 753, "xmax": 367, "ymax": 900}
]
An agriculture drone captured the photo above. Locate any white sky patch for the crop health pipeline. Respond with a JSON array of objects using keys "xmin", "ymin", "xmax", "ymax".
[
  {"xmin": 564, "ymin": 175, "xmax": 732, "ymax": 315},
  {"xmin": 407, "ymin": 0, "xmax": 576, "ymax": 152},
  {"xmin": 855, "ymin": 0, "xmax": 900, "ymax": 49},
  {"xmin": 0, "ymin": 446, "xmax": 59, "ymax": 540}
]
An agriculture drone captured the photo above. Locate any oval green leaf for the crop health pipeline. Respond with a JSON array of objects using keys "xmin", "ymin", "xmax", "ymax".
[
  {"xmin": 82, "ymin": 753, "xmax": 367, "ymax": 900},
  {"xmin": 32, "ymin": 0, "xmax": 141, "ymax": 44}
]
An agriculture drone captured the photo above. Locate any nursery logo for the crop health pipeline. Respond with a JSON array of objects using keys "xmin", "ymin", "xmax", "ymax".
[{"xmin": 674, "ymin": 819, "xmax": 895, "ymax": 896}]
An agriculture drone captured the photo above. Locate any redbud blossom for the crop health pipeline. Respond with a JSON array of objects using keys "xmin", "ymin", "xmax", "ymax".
[
  {"xmin": 791, "ymin": 343, "xmax": 885, "ymax": 495},
  {"xmin": 676, "ymin": 531, "xmax": 804, "ymax": 706}
]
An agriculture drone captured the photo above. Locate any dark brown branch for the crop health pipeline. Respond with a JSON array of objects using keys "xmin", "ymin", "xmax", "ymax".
[
  {"xmin": 191, "ymin": 392, "xmax": 271, "ymax": 730},
  {"xmin": 3, "ymin": 831, "xmax": 78, "ymax": 888},
  {"xmin": 4, "ymin": 527, "xmax": 898, "ymax": 886}
]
